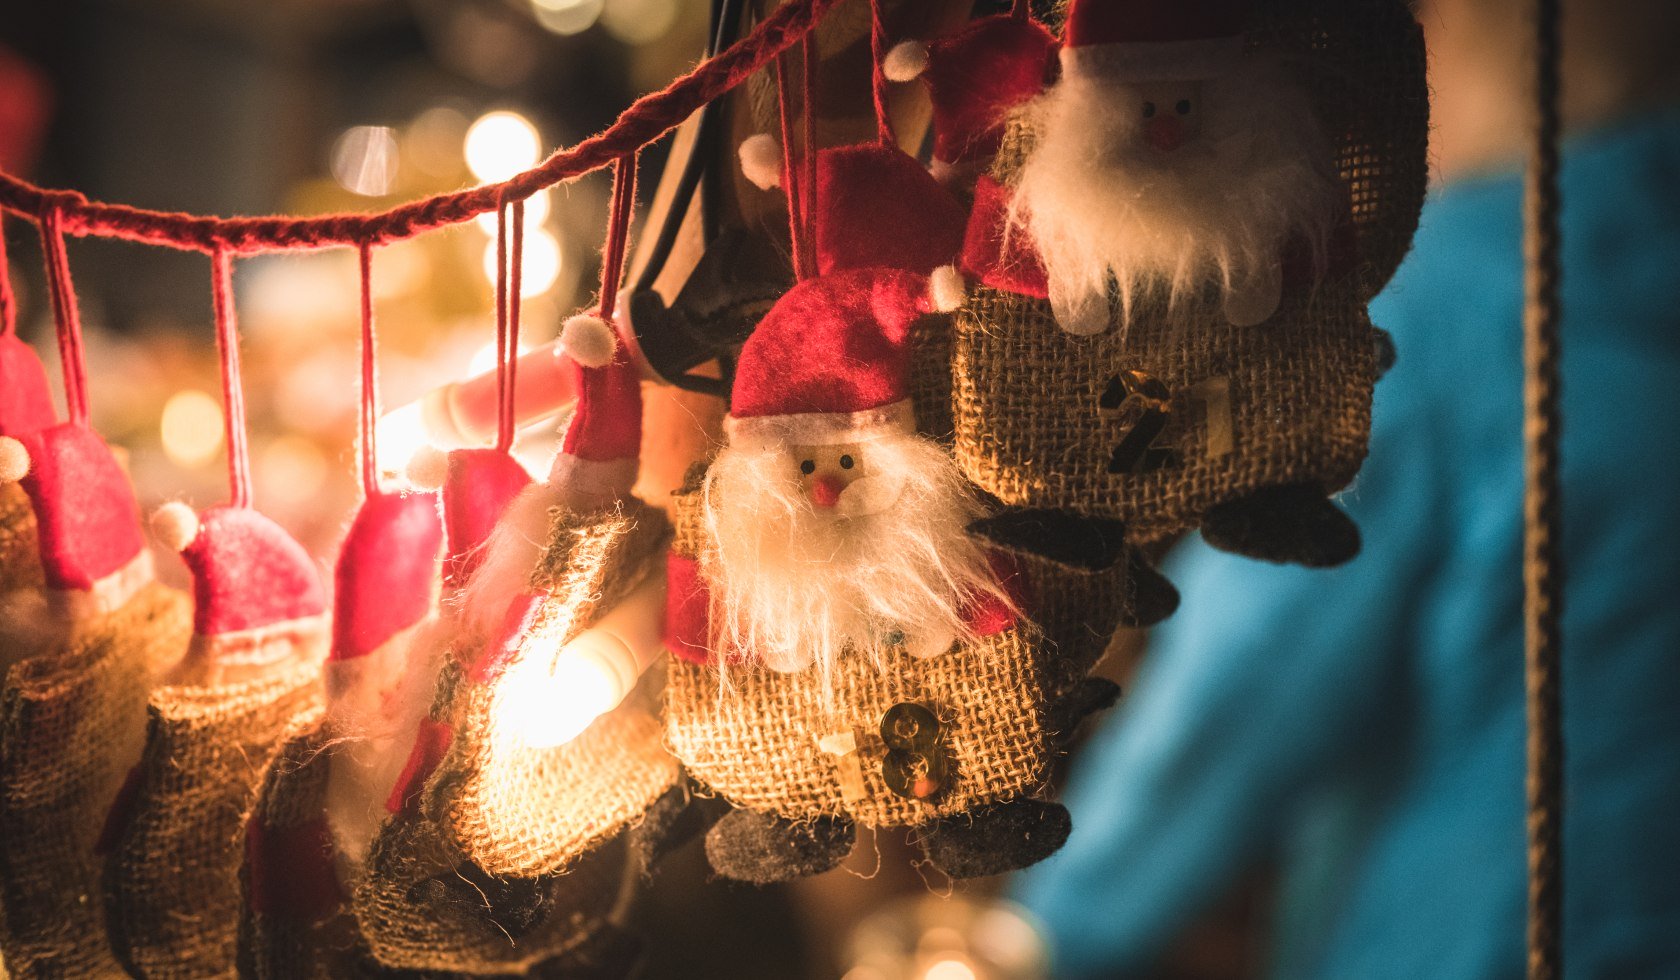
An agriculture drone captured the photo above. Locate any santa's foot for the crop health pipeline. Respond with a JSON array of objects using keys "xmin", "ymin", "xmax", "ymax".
[
  {"xmin": 1119, "ymin": 550, "xmax": 1180, "ymax": 628},
  {"xmin": 1047, "ymin": 678, "xmax": 1121, "ymax": 747},
  {"xmin": 968, "ymin": 508, "xmax": 1130, "ymax": 572},
  {"xmin": 704, "ymin": 808, "xmax": 855, "ymax": 884},
  {"xmin": 920, "ymin": 800, "xmax": 1072, "ymax": 879},
  {"xmin": 1201, "ymin": 484, "xmax": 1361, "ymax": 567},
  {"xmin": 628, "ymin": 781, "xmax": 723, "ymax": 875}
]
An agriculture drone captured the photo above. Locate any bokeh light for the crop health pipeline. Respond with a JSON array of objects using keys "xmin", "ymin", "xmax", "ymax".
[
  {"xmin": 330, "ymin": 125, "xmax": 400, "ymax": 196},
  {"xmin": 464, "ymin": 111, "xmax": 542, "ymax": 183},
  {"xmin": 257, "ymin": 435, "xmax": 329, "ymax": 508},
  {"xmin": 922, "ymin": 960, "xmax": 977, "ymax": 980},
  {"xmin": 601, "ymin": 0, "xmax": 679, "ymax": 45},
  {"xmin": 481, "ymin": 227, "xmax": 563, "ymax": 296},
  {"xmin": 531, "ymin": 0, "xmax": 605, "ymax": 36},
  {"xmin": 160, "ymin": 390, "xmax": 225, "ymax": 468}
]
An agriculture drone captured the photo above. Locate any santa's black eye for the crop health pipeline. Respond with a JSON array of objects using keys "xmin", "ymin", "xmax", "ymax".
[
  {"xmin": 1142, "ymin": 101, "xmax": 1156, "ymax": 119},
  {"xmin": 799, "ymin": 459, "xmax": 815, "ymax": 475},
  {"xmin": 1176, "ymin": 99, "xmax": 1192, "ymax": 115},
  {"xmin": 839, "ymin": 454, "xmax": 854, "ymax": 470}
]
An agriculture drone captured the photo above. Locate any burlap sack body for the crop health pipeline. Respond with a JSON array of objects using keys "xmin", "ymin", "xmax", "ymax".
[
  {"xmin": 662, "ymin": 480, "xmax": 1055, "ymax": 829},
  {"xmin": 0, "ymin": 580, "xmax": 189, "ymax": 979},
  {"xmin": 430, "ymin": 499, "xmax": 678, "ymax": 879},
  {"xmin": 354, "ymin": 658, "xmax": 628, "ymax": 977},
  {"xmin": 950, "ymin": 0, "xmax": 1427, "ymax": 546},
  {"xmin": 0, "ymin": 484, "xmax": 41, "ymax": 596},
  {"xmin": 105, "ymin": 655, "xmax": 322, "ymax": 978}
]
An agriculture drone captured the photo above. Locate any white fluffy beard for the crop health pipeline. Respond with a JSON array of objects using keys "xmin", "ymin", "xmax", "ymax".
[
  {"xmin": 700, "ymin": 434, "xmax": 1012, "ymax": 686},
  {"xmin": 1009, "ymin": 55, "xmax": 1342, "ymax": 332}
]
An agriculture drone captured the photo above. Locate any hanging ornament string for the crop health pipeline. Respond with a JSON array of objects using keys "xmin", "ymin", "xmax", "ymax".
[
  {"xmin": 597, "ymin": 153, "xmax": 639, "ymax": 325},
  {"xmin": 357, "ymin": 240, "xmax": 381, "ymax": 495},
  {"xmin": 0, "ymin": 0, "xmax": 841, "ymax": 255},
  {"xmin": 493, "ymin": 196, "xmax": 526, "ymax": 455},
  {"xmin": 1522, "ymin": 0, "xmax": 1564, "ymax": 974},
  {"xmin": 37, "ymin": 206, "xmax": 90, "ymax": 427},
  {"xmin": 773, "ymin": 51, "xmax": 809, "ymax": 282},
  {"xmin": 209, "ymin": 248, "xmax": 254, "ymax": 508},
  {"xmin": 799, "ymin": 34, "xmax": 819, "ymax": 279},
  {"xmin": 0, "ymin": 213, "xmax": 15, "ymax": 338},
  {"xmin": 1011, "ymin": 0, "xmax": 1029, "ymax": 20},
  {"xmin": 867, "ymin": 0, "xmax": 895, "ymax": 146}
]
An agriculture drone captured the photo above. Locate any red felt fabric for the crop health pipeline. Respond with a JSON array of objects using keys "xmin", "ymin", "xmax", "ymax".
[
  {"xmin": 16, "ymin": 423, "xmax": 146, "ymax": 590},
  {"xmin": 559, "ymin": 349, "xmax": 641, "ymax": 463},
  {"xmin": 924, "ymin": 15, "xmax": 1057, "ymax": 168},
  {"xmin": 243, "ymin": 814, "xmax": 346, "ymax": 922},
  {"xmin": 964, "ymin": 550, "xmax": 1027, "ymax": 637},
  {"xmin": 1064, "ymin": 0, "xmax": 1247, "ymax": 49},
  {"xmin": 467, "ymin": 591, "xmax": 544, "ymax": 684},
  {"xmin": 959, "ymin": 174, "xmax": 1049, "ymax": 298},
  {"xmin": 0, "ymin": 333, "xmax": 55, "ymax": 436},
  {"xmin": 181, "ymin": 505, "xmax": 328, "ymax": 636},
  {"xmin": 442, "ymin": 448, "xmax": 531, "ymax": 591},
  {"xmin": 329, "ymin": 490, "xmax": 442, "ymax": 662},
  {"xmin": 384, "ymin": 716, "xmax": 454, "ymax": 815},
  {"xmin": 729, "ymin": 268, "xmax": 931, "ymax": 422},
  {"xmin": 813, "ymin": 144, "xmax": 966, "ymax": 276},
  {"xmin": 663, "ymin": 551, "xmax": 712, "ymax": 665}
]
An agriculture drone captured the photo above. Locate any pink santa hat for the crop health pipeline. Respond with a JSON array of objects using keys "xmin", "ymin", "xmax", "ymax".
[
  {"xmin": 0, "ymin": 422, "xmax": 153, "ymax": 613},
  {"xmin": 152, "ymin": 502, "xmax": 329, "ymax": 668},
  {"xmin": 328, "ymin": 490, "xmax": 442, "ymax": 666},
  {"xmin": 1061, "ymin": 0, "xmax": 1248, "ymax": 83},
  {"xmin": 437, "ymin": 448, "xmax": 531, "ymax": 591},
  {"xmin": 724, "ymin": 266, "xmax": 963, "ymax": 452},
  {"xmin": 0, "ymin": 333, "xmax": 55, "ymax": 438}
]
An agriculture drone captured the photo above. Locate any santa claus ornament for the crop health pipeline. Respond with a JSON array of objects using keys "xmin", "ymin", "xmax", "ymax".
[
  {"xmin": 664, "ymin": 266, "xmax": 1082, "ymax": 883},
  {"xmin": 950, "ymin": 0, "xmax": 1427, "ymax": 569},
  {"xmin": 0, "ymin": 210, "xmax": 192, "ymax": 977},
  {"xmin": 352, "ymin": 188, "xmax": 653, "ymax": 976},
  {"xmin": 102, "ymin": 249, "xmax": 328, "ymax": 977}
]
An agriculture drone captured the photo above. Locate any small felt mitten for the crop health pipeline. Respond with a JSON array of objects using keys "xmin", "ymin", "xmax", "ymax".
[
  {"xmin": 0, "ymin": 423, "xmax": 190, "ymax": 977},
  {"xmin": 104, "ymin": 504, "xmax": 327, "ymax": 977}
]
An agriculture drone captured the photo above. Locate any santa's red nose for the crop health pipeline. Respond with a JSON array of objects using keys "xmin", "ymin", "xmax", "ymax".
[
  {"xmin": 809, "ymin": 475, "xmax": 845, "ymax": 509},
  {"xmin": 1146, "ymin": 116, "xmax": 1186, "ymax": 152}
]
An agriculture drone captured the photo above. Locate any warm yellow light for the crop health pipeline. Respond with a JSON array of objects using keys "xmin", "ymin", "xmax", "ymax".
[
  {"xmin": 922, "ymin": 959, "xmax": 977, "ymax": 980},
  {"xmin": 160, "ymin": 390, "xmax": 225, "ymax": 467},
  {"xmin": 474, "ymin": 187, "xmax": 552, "ymax": 234},
  {"xmin": 375, "ymin": 399, "xmax": 434, "ymax": 476},
  {"xmin": 481, "ymin": 227, "xmax": 562, "ymax": 297},
  {"xmin": 330, "ymin": 125, "xmax": 400, "ymax": 197},
  {"xmin": 257, "ymin": 436, "xmax": 329, "ymax": 507},
  {"xmin": 464, "ymin": 111, "xmax": 542, "ymax": 183},
  {"xmin": 601, "ymin": 0, "xmax": 678, "ymax": 45},
  {"xmin": 532, "ymin": 0, "xmax": 604, "ymax": 35}
]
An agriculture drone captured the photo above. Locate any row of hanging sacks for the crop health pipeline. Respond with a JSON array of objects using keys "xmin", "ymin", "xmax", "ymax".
[
  {"xmin": 661, "ymin": 2, "xmax": 1105, "ymax": 886},
  {"xmin": 0, "ymin": 209, "xmax": 194, "ymax": 977},
  {"xmin": 100, "ymin": 248, "xmax": 329, "ymax": 978},
  {"xmin": 921, "ymin": 0, "xmax": 1426, "ymax": 587},
  {"xmin": 349, "ymin": 182, "xmax": 664, "ymax": 977},
  {"xmin": 238, "ymin": 243, "xmax": 447, "ymax": 979}
]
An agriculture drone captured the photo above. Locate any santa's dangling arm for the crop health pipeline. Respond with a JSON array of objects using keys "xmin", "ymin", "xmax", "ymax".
[{"xmin": 663, "ymin": 551, "xmax": 715, "ymax": 664}]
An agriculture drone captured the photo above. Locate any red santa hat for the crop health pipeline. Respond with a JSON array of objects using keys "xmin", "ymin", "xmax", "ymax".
[
  {"xmin": 0, "ymin": 333, "xmax": 56, "ymax": 437},
  {"xmin": 427, "ymin": 448, "xmax": 531, "ymax": 592},
  {"xmin": 1061, "ymin": 0, "xmax": 1248, "ymax": 83},
  {"xmin": 328, "ymin": 489, "xmax": 442, "ymax": 663},
  {"xmin": 737, "ymin": 140, "xmax": 966, "ymax": 277},
  {"xmin": 546, "ymin": 347, "xmax": 641, "ymax": 507},
  {"xmin": 151, "ymin": 503, "xmax": 329, "ymax": 662},
  {"xmin": 883, "ymin": 14, "xmax": 1058, "ymax": 173},
  {"xmin": 0, "ymin": 422, "xmax": 152, "ymax": 611},
  {"xmin": 725, "ymin": 266, "xmax": 964, "ymax": 452}
]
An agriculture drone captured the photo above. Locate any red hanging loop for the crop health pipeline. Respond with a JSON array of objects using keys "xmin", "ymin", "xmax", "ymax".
[
  {"xmin": 493, "ymin": 195, "xmax": 525, "ymax": 454},
  {"xmin": 773, "ymin": 51, "xmax": 809, "ymax": 282},
  {"xmin": 1011, "ymin": 0, "xmax": 1030, "ymax": 20},
  {"xmin": 867, "ymin": 0, "xmax": 895, "ymax": 146},
  {"xmin": 0, "ymin": 213, "xmax": 15, "ymax": 338},
  {"xmin": 799, "ymin": 33, "xmax": 819, "ymax": 278},
  {"xmin": 357, "ymin": 240, "xmax": 381, "ymax": 495},
  {"xmin": 598, "ymin": 153, "xmax": 639, "ymax": 325},
  {"xmin": 210, "ymin": 247, "xmax": 254, "ymax": 508},
  {"xmin": 37, "ymin": 205, "xmax": 90, "ymax": 426}
]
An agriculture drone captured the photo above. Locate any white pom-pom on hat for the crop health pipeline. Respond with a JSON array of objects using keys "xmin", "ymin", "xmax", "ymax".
[
  {"xmin": 738, "ymin": 133, "xmax": 783, "ymax": 191},
  {"xmin": 405, "ymin": 445, "xmax": 448, "ymax": 490},
  {"xmin": 150, "ymin": 501, "xmax": 201, "ymax": 553},
  {"xmin": 928, "ymin": 264, "xmax": 968, "ymax": 313},
  {"xmin": 0, "ymin": 436, "xmax": 29, "ymax": 484},
  {"xmin": 560, "ymin": 313, "xmax": 618, "ymax": 369},
  {"xmin": 883, "ymin": 40, "xmax": 929, "ymax": 83}
]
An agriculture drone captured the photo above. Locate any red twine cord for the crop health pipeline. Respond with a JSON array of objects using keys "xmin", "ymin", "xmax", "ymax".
[
  {"xmin": 0, "ymin": 0, "xmax": 841, "ymax": 256},
  {"xmin": 799, "ymin": 33, "xmax": 819, "ymax": 279},
  {"xmin": 37, "ymin": 206, "xmax": 90, "ymax": 426},
  {"xmin": 1011, "ymin": 0, "xmax": 1029, "ymax": 20},
  {"xmin": 493, "ymin": 196, "xmax": 525, "ymax": 454},
  {"xmin": 357, "ymin": 240, "xmax": 380, "ymax": 495},
  {"xmin": 209, "ymin": 248, "xmax": 253, "ymax": 508},
  {"xmin": 598, "ymin": 152, "xmax": 639, "ymax": 324},
  {"xmin": 868, "ymin": 0, "xmax": 894, "ymax": 146},
  {"xmin": 773, "ymin": 51, "xmax": 808, "ymax": 282},
  {"xmin": 0, "ymin": 213, "xmax": 15, "ymax": 338}
]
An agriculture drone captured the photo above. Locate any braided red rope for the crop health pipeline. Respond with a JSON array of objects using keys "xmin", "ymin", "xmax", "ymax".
[
  {"xmin": 209, "ymin": 248, "xmax": 254, "ymax": 508},
  {"xmin": 0, "ymin": 0, "xmax": 840, "ymax": 255}
]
